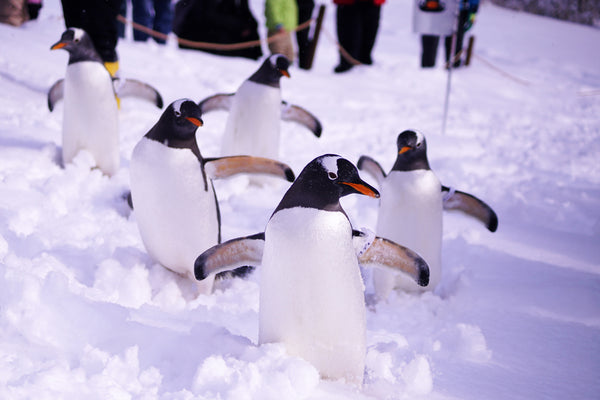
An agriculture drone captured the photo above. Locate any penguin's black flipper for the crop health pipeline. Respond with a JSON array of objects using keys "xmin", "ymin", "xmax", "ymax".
[
  {"xmin": 204, "ymin": 155, "xmax": 295, "ymax": 182},
  {"xmin": 357, "ymin": 155, "xmax": 386, "ymax": 187},
  {"xmin": 281, "ymin": 101, "xmax": 322, "ymax": 138},
  {"xmin": 195, "ymin": 233, "xmax": 265, "ymax": 281},
  {"xmin": 47, "ymin": 79, "xmax": 64, "ymax": 111},
  {"xmin": 113, "ymin": 78, "xmax": 163, "ymax": 108},
  {"xmin": 353, "ymin": 229, "xmax": 430, "ymax": 287},
  {"xmin": 198, "ymin": 93, "xmax": 234, "ymax": 114},
  {"xmin": 442, "ymin": 186, "xmax": 498, "ymax": 232}
]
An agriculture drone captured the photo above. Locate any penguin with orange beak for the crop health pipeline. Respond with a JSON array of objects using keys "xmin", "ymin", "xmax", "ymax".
[
  {"xmin": 194, "ymin": 154, "xmax": 429, "ymax": 383},
  {"xmin": 129, "ymin": 99, "xmax": 296, "ymax": 294},
  {"xmin": 198, "ymin": 54, "xmax": 322, "ymax": 162},
  {"xmin": 49, "ymin": 28, "xmax": 163, "ymax": 175},
  {"xmin": 358, "ymin": 130, "xmax": 498, "ymax": 297}
]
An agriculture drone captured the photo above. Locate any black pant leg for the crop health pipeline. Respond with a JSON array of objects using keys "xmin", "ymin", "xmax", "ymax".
[
  {"xmin": 86, "ymin": 0, "xmax": 121, "ymax": 62},
  {"xmin": 421, "ymin": 34, "xmax": 439, "ymax": 67},
  {"xmin": 336, "ymin": 4, "xmax": 360, "ymax": 66},
  {"xmin": 444, "ymin": 9, "xmax": 469, "ymax": 67},
  {"xmin": 296, "ymin": 0, "xmax": 314, "ymax": 68},
  {"xmin": 357, "ymin": 2, "xmax": 381, "ymax": 65}
]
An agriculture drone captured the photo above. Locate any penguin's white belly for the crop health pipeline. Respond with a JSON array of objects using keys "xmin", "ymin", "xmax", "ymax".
[
  {"xmin": 375, "ymin": 170, "xmax": 443, "ymax": 293},
  {"xmin": 259, "ymin": 208, "xmax": 366, "ymax": 384},
  {"xmin": 63, "ymin": 62, "xmax": 119, "ymax": 175},
  {"xmin": 221, "ymin": 81, "xmax": 281, "ymax": 159},
  {"xmin": 130, "ymin": 138, "xmax": 219, "ymax": 280}
]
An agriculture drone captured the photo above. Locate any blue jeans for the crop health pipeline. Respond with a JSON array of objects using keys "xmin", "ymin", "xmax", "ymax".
[{"xmin": 132, "ymin": 0, "xmax": 173, "ymax": 43}]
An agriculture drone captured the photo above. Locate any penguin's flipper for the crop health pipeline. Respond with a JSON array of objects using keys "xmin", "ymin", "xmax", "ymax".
[
  {"xmin": 113, "ymin": 77, "xmax": 164, "ymax": 108},
  {"xmin": 48, "ymin": 79, "xmax": 64, "ymax": 112},
  {"xmin": 357, "ymin": 155, "xmax": 386, "ymax": 186},
  {"xmin": 204, "ymin": 156, "xmax": 295, "ymax": 182},
  {"xmin": 195, "ymin": 233, "xmax": 265, "ymax": 280},
  {"xmin": 281, "ymin": 101, "xmax": 322, "ymax": 137},
  {"xmin": 353, "ymin": 229, "xmax": 430, "ymax": 287},
  {"xmin": 442, "ymin": 186, "xmax": 498, "ymax": 232},
  {"xmin": 198, "ymin": 93, "xmax": 234, "ymax": 114}
]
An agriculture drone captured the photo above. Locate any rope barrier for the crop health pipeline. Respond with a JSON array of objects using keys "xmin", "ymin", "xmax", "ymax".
[
  {"xmin": 472, "ymin": 53, "xmax": 532, "ymax": 86},
  {"xmin": 118, "ymin": 13, "xmax": 365, "ymax": 66},
  {"xmin": 116, "ymin": 14, "xmax": 313, "ymax": 51},
  {"xmin": 117, "ymin": 14, "xmax": 600, "ymax": 97},
  {"xmin": 320, "ymin": 26, "xmax": 363, "ymax": 66}
]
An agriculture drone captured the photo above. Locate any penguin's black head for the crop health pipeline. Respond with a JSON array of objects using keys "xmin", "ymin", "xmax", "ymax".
[
  {"xmin": 275, "ymin": 154, "xmax": 379, "ymax": 213},
  {"xmin": 146, "ymin": 99, "xmax": 203, "ymax": 147},
  {"xmin": 163, "ymin": 99, "xmax": 203, "ymax": 140},
  {"xmin": 392, "ymin": 130, "xmax": 431, "ymax": 171},
  {"xmin": 249, "ymin": 54, "xmax": 290, "ymax": 87},
  {"xmin": 51, "ymin": 28, "xmax": 102, "ymax": 64}
]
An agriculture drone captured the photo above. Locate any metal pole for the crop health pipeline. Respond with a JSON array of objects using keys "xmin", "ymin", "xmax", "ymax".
[{"xmin": 441, "ymin": 0, "xmax": 462, "ymax": 135}]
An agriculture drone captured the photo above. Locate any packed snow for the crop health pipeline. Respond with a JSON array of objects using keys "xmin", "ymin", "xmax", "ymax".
[{"xmin": 0, "ymin": 0, "xmax": 599, "ymax": 398}]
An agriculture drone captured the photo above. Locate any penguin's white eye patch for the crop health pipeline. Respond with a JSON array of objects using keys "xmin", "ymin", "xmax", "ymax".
[
  {"xmin": 172, "ymin": 98, "xmax": 192, "ymax": 117},
  {"xmin": 328, "ymin": 172, "xmax": 337, "ymax": 180}
]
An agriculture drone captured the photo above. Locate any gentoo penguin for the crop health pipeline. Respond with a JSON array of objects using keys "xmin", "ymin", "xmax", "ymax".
[
  {"xmin": 198, "ymin": 54, "xmax": 322, "ymax": 160},
  {"xmin": 194, "ymin": 155, "xmax": 429, "ymax": 384},
  {"xmin": 358, "ymin": 130, "xmax": 498, "ymax": 297},
  {"xmin": 49, "ymin": 28, "xmax": 162, "ymax": 176},
  {"xmin": 129, "ymin": 99, "xmax": 296, "ymax": 294}
]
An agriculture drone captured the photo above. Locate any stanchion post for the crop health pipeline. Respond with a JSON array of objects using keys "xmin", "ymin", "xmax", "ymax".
[{"xmin": 304, "ymin": 4, "xmax": 326, "ymax": 70}]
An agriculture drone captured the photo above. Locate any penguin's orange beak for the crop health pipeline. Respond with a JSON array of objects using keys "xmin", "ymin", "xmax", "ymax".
[
  {"xmin": 186, "ymin": 117, "xmax": 203, "ymax": 127},
  {"xmin": 51, "ymin": 42, "xmax": 67, "ymax": 50},
  {"xmin": 340, "ymin": 182, "xmax": 380, "ymax": 198},
  {"xmin": 280, "ymin": 69, "xmax": 290, "ymax": 78},
  {"xmin": 399, "ymin": 146, "xmax": 412, "ymax": 154}
]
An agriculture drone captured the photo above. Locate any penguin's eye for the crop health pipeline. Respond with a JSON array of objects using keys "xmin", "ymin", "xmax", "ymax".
[
  {"xmin": 328, "ymin": 172, "xmax": 337, "ymax": 180},
  {"xmin": 174, "ymin": 111, "xmax": 182, "ymax": 117},
  {"xmin": 416, "ymin": 142, "xmax": 422, "ymax": 147}
]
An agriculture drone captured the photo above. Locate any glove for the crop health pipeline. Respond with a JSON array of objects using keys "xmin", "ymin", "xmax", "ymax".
[
  {"xmin": 28, "ymin": 3, "xmax": 42, "ymax": 20},
  {"xmin": 464, "ymin": 13, "xmax": 476, "ymax": 31}
]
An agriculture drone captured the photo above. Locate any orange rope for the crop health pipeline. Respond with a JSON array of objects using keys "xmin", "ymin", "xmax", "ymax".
[
  {"xmin": 320, "ymin": 26, "xmax": 362, "ymax": 66},
  {"xmin": 117, "ymin": 15, "xmax": 313, "ymax": 51},
  {"xmin": 473, "ymin": 53, "xmax": 531, "ymax": 86}
]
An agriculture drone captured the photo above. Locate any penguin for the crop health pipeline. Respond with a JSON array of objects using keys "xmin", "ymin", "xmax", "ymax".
[
  {"xmin": 194, "ymin": 155, "xmax": 429, "ymax": 384},
  {"xmin": 357, "ymin": 129, "xmax": 498, "ymax": 297},
  {"xmin": 129, "ymin": 99, "xmax": 296, "ymax": 294},
  {"xmin": 49, "ymin": 28, "xmax": 162, "ymax": 176},
  {"xmin": 198, "ymin": 54, "xmax": 322, "ymax": 160}
]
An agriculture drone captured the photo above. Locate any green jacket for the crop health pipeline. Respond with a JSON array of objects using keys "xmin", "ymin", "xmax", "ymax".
[{"xmin": 265, "ymin": 0, "xmax": 298, "ymax": 31}]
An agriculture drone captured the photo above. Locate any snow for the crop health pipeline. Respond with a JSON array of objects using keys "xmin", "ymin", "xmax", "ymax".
[{"xmin": 1, "ymin": 0, "xmax": 599, "ymax": 398}]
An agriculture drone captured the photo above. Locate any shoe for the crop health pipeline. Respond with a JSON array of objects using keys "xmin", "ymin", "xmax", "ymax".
[
  {"xmin": 103, "ymin": 61, "xmax": 119, "ymax": 78},
  {"xmin": 334, "ymin": 62, "xmax": 353, "ymax": 73}
]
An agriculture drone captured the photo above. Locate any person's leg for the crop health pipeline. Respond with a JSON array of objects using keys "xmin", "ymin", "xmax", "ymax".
[
  {"xmin": 60, "ymin": 0, "xmax": 81, "ymax": 27},
  {"xmin": 334, "ymin": 4, "xmax": 359, "ymax": 72},
  {"xmin": 132, "ymin": 0, "xmax": 151, "ymax": 41},
  {"xmin": 357, "ymin": 1, "xmax": 381, "ymax": 65},
  {"xmin": 444, "ymin": 9, "xmax": 469, "ymax": 67},
  {"xmin": 421, "ymin": 34, "xmax": 439, "ymax": 68},
  {"xmin": 296, "ymin": 0, "xmax": 314, "ymax": 69},
  {"xmin": 117, "ymin": 0, "xmax": 127, "ymax": 38},
  {"xmin": 152, "ymin": 0, "xmax": 173, "ymax": 44}
]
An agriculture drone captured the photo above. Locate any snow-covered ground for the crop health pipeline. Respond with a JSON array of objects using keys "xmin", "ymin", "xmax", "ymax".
[{"xmin": 1, "ymin": 0, "xmax": 599, "ymax": 398}]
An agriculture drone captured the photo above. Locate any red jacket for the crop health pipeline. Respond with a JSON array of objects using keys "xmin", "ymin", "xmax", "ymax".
[{"xmin": 334, "ymin": 0, "xmax": 386, "ymax": 5}]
